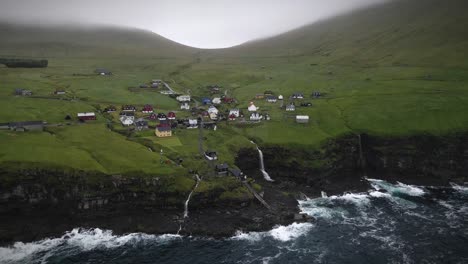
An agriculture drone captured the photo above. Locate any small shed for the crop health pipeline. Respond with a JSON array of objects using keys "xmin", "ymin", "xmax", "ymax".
[
  {"xmin": 95, "ymin": 68, "xmax": 112, "ymax": 76},
  {"xmin": 296, "ymin": 115, "xmax": 310, "ymax": 124},
  {"xmin": 180, "ymin": 102, "xmax": 190, "ymax": 110},
  {"xmin": 77, "ymin": 112, "xmax": 96, "ymax": 121},
  {"xmin": 215, "ymin": 163, "xmax": 229, "ymax": 176}
]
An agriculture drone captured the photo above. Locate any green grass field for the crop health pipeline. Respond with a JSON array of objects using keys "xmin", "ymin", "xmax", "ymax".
[{"xmin": 1, "ymin": 0, "xmax": 468, "ymax": 190}]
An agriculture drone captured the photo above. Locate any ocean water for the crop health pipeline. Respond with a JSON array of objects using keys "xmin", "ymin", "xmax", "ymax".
[{"xmin": 1, "ymin": 179, "xmax": 467, "ymax": 264}]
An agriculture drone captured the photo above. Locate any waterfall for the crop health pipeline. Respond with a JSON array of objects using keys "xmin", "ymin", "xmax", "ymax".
[
  {"xmin": 321, "ymin": 191, "xmax": 328, "ymax": 198},
  {"xmin": 184, "ymin": 174, "xmax": 201, "ymax": 218},
  {"xmin": 250, "ymin": 141, "xmax": 274, "ymax": 182}
]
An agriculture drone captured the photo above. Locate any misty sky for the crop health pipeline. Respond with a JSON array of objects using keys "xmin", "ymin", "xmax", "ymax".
[{"xmin": 0, "ymin": 0, "xmax": 387, "ymax": 48}]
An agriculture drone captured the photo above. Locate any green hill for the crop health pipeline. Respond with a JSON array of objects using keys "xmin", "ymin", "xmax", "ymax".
[
  {"xmin": 213, "ymin": 0, "xmax": 468, "ymax": 67},
  {"xmin": 0, "ymin": 22, "xmax": 196, "ymax": 58}
]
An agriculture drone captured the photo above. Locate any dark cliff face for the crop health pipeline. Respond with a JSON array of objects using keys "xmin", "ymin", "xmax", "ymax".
[
  {"xmin": 0, "ymin": 171, "xmax": 294, "ymax": 245},
  {"xmin": 236, "ymin": 133, "xmax": 468, "ymax": 197},
  {"xmin": 363, "ymin": 133, "xmax": 468, "ymax": 186}
]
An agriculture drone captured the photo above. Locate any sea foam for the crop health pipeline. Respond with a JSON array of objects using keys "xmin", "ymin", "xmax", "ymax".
[
  {"xmin": 0, "ymin": 228, "xmax": 181, "ymax": 263},
  {"xmin": 232, "ymin": 222, "xmax": 314, "ymax": 242}
]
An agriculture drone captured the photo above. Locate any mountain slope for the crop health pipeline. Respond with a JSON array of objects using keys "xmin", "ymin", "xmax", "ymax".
[
  {"xmin": 0, "ymin": 22, "xmax": 197, "ymax": 58},
  {"xmin": 215, "ymin": 0, "xmax": 468, "ymax": 67}
]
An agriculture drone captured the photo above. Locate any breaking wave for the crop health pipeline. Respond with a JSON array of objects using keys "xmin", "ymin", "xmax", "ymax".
[
  {"xmin": 232, "ymin": 222, "xmax": 314, "ymax": 242},
  {"xmin": 367, "ymin": 178, "xmax": 426, "ymax": 196},
  {"xmin": 0, "ymin": 228, "xmax": 181, "ymax": 264}
]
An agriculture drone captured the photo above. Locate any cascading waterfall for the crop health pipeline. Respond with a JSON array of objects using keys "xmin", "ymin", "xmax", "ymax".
[
  {"xmin": 184, "ymin": 174, "xmax": 201, "ymax": 218},
  {"xmin": 250, "ymin": 141, "xmax": 274, "ymax": 182}
]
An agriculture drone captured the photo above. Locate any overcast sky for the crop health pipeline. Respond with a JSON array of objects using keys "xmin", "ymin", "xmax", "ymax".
[{"xmin": 0, "ymin": 0, "xmax": 388, "ymax": 48}]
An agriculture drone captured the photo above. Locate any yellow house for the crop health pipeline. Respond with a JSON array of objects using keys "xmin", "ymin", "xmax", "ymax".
[{"xmin": 155, "ymin": 124, "xmax": 172, "ymax": 137}]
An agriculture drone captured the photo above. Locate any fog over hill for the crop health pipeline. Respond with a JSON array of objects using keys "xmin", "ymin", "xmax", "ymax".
[{"xmin": 0, "ymin": 0, "xmax": 388, "ymax": 48}]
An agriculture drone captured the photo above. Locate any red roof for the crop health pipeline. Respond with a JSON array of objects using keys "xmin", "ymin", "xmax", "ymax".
[{"xmin": 168, "ymin": 112, "xmax": 176, "ymax": 118}]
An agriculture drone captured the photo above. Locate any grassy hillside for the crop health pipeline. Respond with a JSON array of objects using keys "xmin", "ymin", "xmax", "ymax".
[
  {"xmin": 214, "ymin": 0, "xmax": 468, "ymax": 67},
  {"xmin": 1, "ymin": 0, "xmax": 468, "ymax": 182},
  {"xmin": 0, "ymin": 22, "xmax": 197, "ymax": 58}
]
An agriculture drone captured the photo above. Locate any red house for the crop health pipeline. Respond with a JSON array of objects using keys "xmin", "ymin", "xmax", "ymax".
[
  {"xmin": 142, "ymin": 104, "xmax": 154, "ymax": 113},
  {"xmin": 149, "ymin": 113, "xmax": 158, "ymax": 120},
  {"xmin": 229, "ymin": 114, "xmax": 237, "ymax": 121},
  {"xmin": 168, "ymin": 112, "xmax": 176, "ymax": 120},
  {"xmin": 77, "ymin": 112, "xmax": 96, "ymax": 121},
  {"xmin": 223, "ymin": 97, "xmax": 235, "ymax": 104}
]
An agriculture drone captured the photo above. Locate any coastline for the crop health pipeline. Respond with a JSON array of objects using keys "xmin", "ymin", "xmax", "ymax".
[{"xmin": 1, "ymin": 132, "xmax": 467, "ymax": 246}]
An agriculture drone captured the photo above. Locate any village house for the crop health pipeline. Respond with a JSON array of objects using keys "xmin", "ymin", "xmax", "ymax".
[
  {"xmin": 286, "ymin": 103, "xmax": 296, "ymax": 112},
  {"xmin": 6, "ymin": 121, "xmax": 44, "ymax": 132},
  {"xmin": 212, "ymin": 97, "xmax": 222, "ymax": 105},
  {"xmin": 168, "ymin": 112, "xmax": 176, "ymax": 120},
  {"xmin": 208, "ymin": 105, "xmax": 219, "ymax": 120},
  {"xmin": 204, "ymin": 151, "xmax": 218, "ymax": 161},
  {"xmin": 250, "ymin": 112, "xmax": 263, "ymax": 121},
  {"xmin": 312, "ymin": 91, "xmax": 322, "ymax": 98},
  {"xmin": 15, "ymin": 88, "xmax": 32, "ymax": 96},
  {"xmin": 263, "ymin": 113, "xmax": 271, "ymax": 121},
  {"xmin": 151, "ymin": 82, "xmax": 159, "ymax": 88},
  {"xmin": 248, "ymin": 102, "xmax": 258, "ymax": 112},
  {"xmin": 157, "ymin": 113, "xmax": 167, "ymax": 121},
  {"xmin": 278, "ymin": 95, "xmax": 284, "ymax": 100},
  {"xmin": 255, "ymin": 94, "xmax": 265, "ymax": 100},
  {"xmin": 54, "ymin": 90, "xmax": 66, "ymax": 95},
  {"xmin": 155, "ymin": 124, "xmax": 172, "ymax": 137},
  {"xmin": 301, "ymin": 102, "xmax": 312, "ymax": 107},
  {"xmin": 292, "ymin": 92, "xmax": 305, "ymax": 99},
  {"xmin": 264, "ymin": 90, "xmax": 274, "ymax": 96},
  {"xmin": 296, "ymin": 115, "xmax": 310, "ymax": 124},
  {"xmin": 229, "ymin": 168, "xmax": 245, "ymax": 180},
  {"xmin": 122, "ymin": 105, "xmax": 136, "ymax": 112},
  {"xmin": 215, "ymin": 163, "xmax": 229, "ymax": 176},
  {"xmin": 210, "ymin": 86, "xmax": 220, "ymax": 94},
  {"xmin": 266, "ymin": 95, "xmax": 278, "ymax": 103},
  {"xmin": 149, "ymin": 113, "xmax": 157, "ymax": 120},
  {"xmin": 229, "ymin": 108, "xmax": 240, "ymax": 118},
  {"xmin": 95, "ymin": 68, "xmax": 112, "ymax": 76},
  {"xmin": 135, "ymin": 118, "xmax": 149, "ymax": 131},
  {"xmin": 201, "ymin": 97, "xmax": 212, "ymax": 105},
  {"xmin": 180, "ymin": 102, "xmax": 190, "ymax": 110},
  {"xmin": 188, "ymin": 119, "xmax": 198, "ymax": 129},
  {"xmin": 120, "ymin": 112, "xmax": 134, "ymax": 126},
  {"xmin": 222, "ymin": 97, "xmax": 235, "ymax": 104},
  {"xmin": 104, "ymin": 106, "xmax": 117, "ymax": 113},
  {"xmin": 142, "ymin": 104, "xmax": 154, "ymax": 114},
  {"xmin": 77, "ymin": 112, "xmax": 96, "ymax": 121},
  {"xmin": 176, "ymin": 95, "xmax": 191, "ymax": 102}
]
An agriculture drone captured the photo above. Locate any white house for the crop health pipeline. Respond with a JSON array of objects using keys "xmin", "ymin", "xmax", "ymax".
[
  {"xmin": 292, "ymin": 93, "xmax": 304, "ymax": 99},
  {"xmin": 229, "ymin": 108, "xmax": 240, "ymax": 117},
  {"xmin": 278, "ymin": 95, "xmax": 284, "ymax": 100},
  {"xmin": 250, "ymin": 112, "xmax": 263, "ymax": 121},
  {"xmin": 248, "ymin": 102, "xmax": 258, "ymax": 112},
  {"xmin": 176, "ymin": 95, "xmax": 191, "ymax": 102},
  {"xmin": 286, "ymin": 104, "xmax": 296, "ymax": 111},
  {"xmin": 180, "ymin": 102, "xmax": 190, "ymax": 110},
  {"xmin": 188, "ymin": 119, "xmax": 198, "ymax": 129},
  {"xmin": 120, "ymin": 116, "xmax": 134, "ymax": 126},
  {"xmin": 296, "ymin": 115, "xmax": 310, "ymax": 123},
  {"xmin": 208, "ymin": 105, "xmax": 219, "ymax": 120},
  {"xmin": 212, "ymin": 97, "xmax": 222, "ymax": 105}
]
